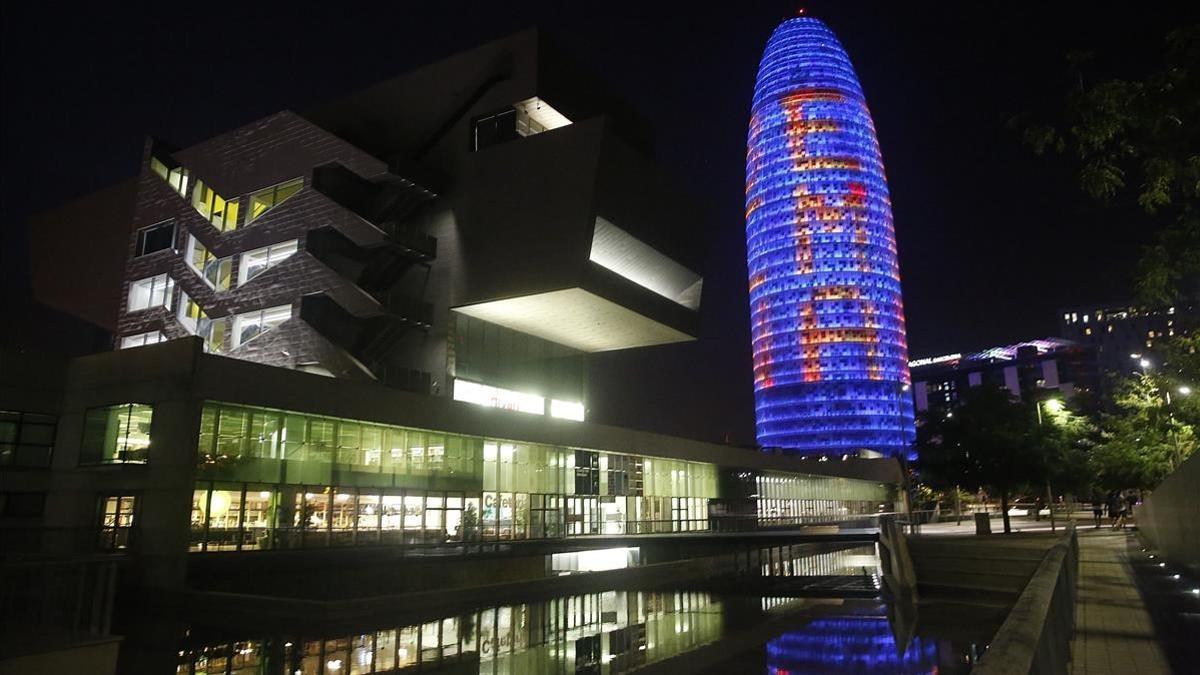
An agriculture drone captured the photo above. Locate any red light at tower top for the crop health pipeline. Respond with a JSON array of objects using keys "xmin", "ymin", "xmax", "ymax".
[{"xmin": 745, "ymin": 16, "xmax": 915, "ymax": 459}]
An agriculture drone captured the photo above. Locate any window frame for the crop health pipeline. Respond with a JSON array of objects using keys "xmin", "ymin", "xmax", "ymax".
[
  {"xmin": 184, "ymin": 235, "xmax": 233, "ymax": 292},
  {"xmin": 230, "ymin": 305, "xmax": 293, "ymax": 349},
  {"xmin": 237, "ymin": 239, "xmax": 299, "ymax": 285},
  {"xmin": 119, "ymin": 331, "xmax": 165, "ymax": 349},
  {"xmin": 97, "ymin": 494, "xmax": 138, "ymax": 551},
  {"xmin": 80, "ymin": 403, "xmax": 155, "ymax": 466},
  {"xmin": 246, "ymin": 178, "xmax": 303, "ymax": 225},
  {"xmin": 0, "ymin": 410, "xmax": 56, "ymax": 469},
  {"xmin": 134, "ymin": 219, "xmax": 177, "ymax": 257},
  {"xmin": 126, "ymin": 273, "xmax": 175, "ymax": 313}
]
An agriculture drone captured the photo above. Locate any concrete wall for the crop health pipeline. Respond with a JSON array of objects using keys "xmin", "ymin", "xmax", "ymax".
[{"xmin": 1139, "ymin": 451, "xmax": 1200, "ymax": 575}]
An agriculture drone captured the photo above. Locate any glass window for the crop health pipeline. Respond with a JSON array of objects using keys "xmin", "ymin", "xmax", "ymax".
[
  {"xmin": 81, "ymin": 403, "xmax": 154, "ymax": 464},
  {"xmin": 246, "ymin": 178, "xmax": 303, "ymax": 224},
  {"xmin": 135, "ymin": 219, "xmax": 176, "ymax": 257},
  {"xmin": 191, "ymin": 179, "xmax": 240, "ymax": 231},
  {"xmin": 119, "ymin": 331, "xmax": 165, "ymax": 349},
  {"xmin": 231, "ymin": 305, "xmax": 292, "ymax": 349},
  {"xmin": 0, "ymin": 491, "xmax": 46, "ymax": 517},
  {"xmin": 205, "ymin": 488, "xmax": 243, "ymax": 551},
  {"xmin": 242, "ymin": 488, "xmax": 275, "ymax": 550},
  {"xmin": 185, "ymin": 235, "xmax": 233, "ymax": 291},
  {"xmin": 238, "ymin": 239, "xmax": 298, "ymax": 285},
  {"xmin": 177, "ymin": 289, "xmax": 205, "ymax": 334},
  {"xmin": 0, "ymin": 411, "xmax": 56, "ymax": 469},
  {"xmin": 150, "ymin": 156, "xmax": 190, "ymax": 198},
  {"xmin": 98, "ymin": 495, "xmax": 136, "ymax": 550},
  {"xmin": 127, "ymin": 273, "xmax": 174, "ymax": 312}
]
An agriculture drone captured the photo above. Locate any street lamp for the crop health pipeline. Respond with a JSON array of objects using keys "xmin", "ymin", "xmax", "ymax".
[
  {"xmin": 1180, "ymin": 386, "xmax": 1192, "ymax": 396},
  {"xmin": 1035, "ymin": 397, "xmax": 1062, "ymax": 533}
]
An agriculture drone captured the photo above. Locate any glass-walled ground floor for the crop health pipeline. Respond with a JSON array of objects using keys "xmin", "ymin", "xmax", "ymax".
[
  {"xmin": 188, "ymin": 480, "xmax": 890, "ymax": 553},
  {"xmin": 189, "ymin": 481, "xmax": 714, "ymax": 552}
]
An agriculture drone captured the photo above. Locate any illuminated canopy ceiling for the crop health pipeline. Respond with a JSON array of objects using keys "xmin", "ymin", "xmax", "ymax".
[
  {"xmin": 452, "ymin": 288, "xmax": 694, "ymax": 352},
  {"xmin": 589, "ymin": 217, "xmax": 702, "ymax": 310}
]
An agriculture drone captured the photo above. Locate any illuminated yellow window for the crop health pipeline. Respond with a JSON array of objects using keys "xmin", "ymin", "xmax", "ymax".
[
  {"xmin": 185, "ymin": 235, "xmax": 233, "ymax": 291},
  {"xmin": 247, "ymin": 178, "xmax": 303, "ymax": 224},
  {"xmin": 191, "ymin": 180, "xmax": 239, "ymax": 231}
]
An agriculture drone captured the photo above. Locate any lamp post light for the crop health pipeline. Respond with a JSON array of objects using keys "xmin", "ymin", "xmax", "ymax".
[{"xmin": 1035, "ymin": 397, "xmax": 1062, "ymax": 533}]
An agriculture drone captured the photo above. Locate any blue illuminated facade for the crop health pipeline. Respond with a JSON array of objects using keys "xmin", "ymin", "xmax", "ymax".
[{"xmin": 745, "ymin": 15, "xmax": 915, "ymax": 458}]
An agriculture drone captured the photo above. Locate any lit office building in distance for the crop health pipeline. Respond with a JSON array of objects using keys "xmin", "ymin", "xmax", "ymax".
[
  {"xmin": 4, "ymin": 30, "xmax": 903, "ymax": 597},
  {"xmin": 745, "ymin": 15, "xmax": 915, "ymax": 458},
  {"xmin": 908, "ymin": 338, "xmax": 1100, "ymax": 415}
]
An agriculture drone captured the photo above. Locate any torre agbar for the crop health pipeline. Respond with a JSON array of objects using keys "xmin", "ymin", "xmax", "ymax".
[{"xmin": 745, "ymin": 15, "xmax": 915, "ymax": 458}]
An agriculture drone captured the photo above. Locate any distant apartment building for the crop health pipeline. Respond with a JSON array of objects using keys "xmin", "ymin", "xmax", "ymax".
[{"xmin": 1059, "ymin": 304, "xmax": 1195, "ymax": 377}]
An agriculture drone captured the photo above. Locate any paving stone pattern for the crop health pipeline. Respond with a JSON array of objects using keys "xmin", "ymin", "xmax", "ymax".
[{"xmin": 1070, "ymin": 529, "xmax": 1171, "ymax": 674}]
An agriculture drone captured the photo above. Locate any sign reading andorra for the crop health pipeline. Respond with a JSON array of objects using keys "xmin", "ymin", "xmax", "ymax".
[{"xmin": 745, "ymin": 14, "xmax": 915, "ymax": 458}]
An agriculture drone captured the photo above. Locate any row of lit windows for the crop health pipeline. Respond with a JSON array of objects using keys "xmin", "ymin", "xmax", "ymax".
[
  {"xmin": 181, "ymin": 234, "xmax": 298, "ymax": 293},
  {"xmin": 196, "ymin": 402, "xmax": 722, "ymax": 499},
  {"xmin": 150, "ymin": 157, "xmax": 302, "ymax": 232}
]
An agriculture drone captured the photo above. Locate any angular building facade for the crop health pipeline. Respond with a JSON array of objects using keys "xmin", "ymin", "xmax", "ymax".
[
  {"xmin": 745, "ymin": 15, "xmax": 915, "ymax": 458},
  {"xmin": 2, "ymin": 30, "xmax": 906, "ymax": 604}
]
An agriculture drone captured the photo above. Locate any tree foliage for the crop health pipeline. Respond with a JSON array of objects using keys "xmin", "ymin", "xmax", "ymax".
[
  {"xmin": 1092, "ymin": 371, "xmax": 1198, "ymax": 490},
  {"xmin": 917, "ymin": 385, "xmax": 1057, "ymax": 533},
  {"xmin": 1015, "ymin": 24, "xmax": 1200, "ymax": 303}
]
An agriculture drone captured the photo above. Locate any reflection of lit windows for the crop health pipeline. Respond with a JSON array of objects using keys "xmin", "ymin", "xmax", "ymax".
[
  {"xmin": 127, "ymin": 273, "xmax": 174, "ymax": 312},
  {"xmin": 98, "ymin": 495, "xmax": 136, "ymax": 550},
  {"xmin": 120, "ymin": 331, "xmax": 165, "ymax": 349},
  {"xmin": 231, "ymin": 305, "xmax": 292, "ymax": 348},
  {"xmin": 247, "ymin": 178, "xmax": 303, "ymax": 223},
  {"xmin": 149, "ymin": 157, "xmax": 189, "ymax": 197},
  {"xmin": 191, "ymin": 179, "xmax": 239, "ymax": 231},
  {"xmin": 81, "ymin": 403, "xmax": 154, "ymax": 464},
  {"xmin": 238, "ymin": 239, "xmax": 298, "ymax": 285},
  {"xmin": 185, "ymin": 235, "xmax": 233, "ymax": 291},
  {"xmin": 135, "ymin": 219, "xmax": 176, "ymax": 257}
]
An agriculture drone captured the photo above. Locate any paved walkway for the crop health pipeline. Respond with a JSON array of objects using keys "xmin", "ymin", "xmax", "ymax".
[{"xmin": 1070, "ymin": 528, "xmax": 1171, "ymax": 674}]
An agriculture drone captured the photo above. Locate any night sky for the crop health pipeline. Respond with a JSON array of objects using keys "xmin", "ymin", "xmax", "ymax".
[{"xmin": 3, "ymin": 2, "xmax": 1195, "ymax": 443}]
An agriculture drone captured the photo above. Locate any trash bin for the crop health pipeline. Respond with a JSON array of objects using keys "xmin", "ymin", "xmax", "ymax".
[{"xmin": 974, "ymin": 512, "xmax": 991, "ymax": 535}]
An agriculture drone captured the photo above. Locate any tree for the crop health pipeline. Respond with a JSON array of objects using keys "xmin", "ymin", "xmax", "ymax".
[
  {"xmin": 1092, "ymin": 372, "xmax": 1198, "ymax": 489},
  {"xmin": 917, "ymin": 385, "xmax": 1052, "ymax": 534},
  {"xmin": 1014, "ymin": 24, "xmax": 1200, "ymax": 303}
]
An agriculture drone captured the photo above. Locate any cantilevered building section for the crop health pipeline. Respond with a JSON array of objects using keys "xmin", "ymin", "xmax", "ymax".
[{"xmin": 745, "ymin": 15, "xmax": 915, "ymax": 458}]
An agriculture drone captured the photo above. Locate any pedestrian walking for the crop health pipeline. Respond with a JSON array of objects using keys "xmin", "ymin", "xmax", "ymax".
[
  {"xmin": 1125, "ymin": 491, "xmax": 1138, "ymax": 519},
  {"xmin": 1091, "ymin": 495, "xmax": 1104, "ymax": 529},
  {"xmin": 1107, "ymin": 490, "xmax": 1122, "ymax": 529}
]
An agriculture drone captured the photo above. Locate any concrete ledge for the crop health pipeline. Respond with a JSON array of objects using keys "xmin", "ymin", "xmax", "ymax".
[{"xmin": 973, "ymin": 525, "xmax": 1078, "ymax": 675}]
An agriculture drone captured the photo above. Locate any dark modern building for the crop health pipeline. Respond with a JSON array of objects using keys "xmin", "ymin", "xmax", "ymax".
[
  {"xmin": 1059, "ymin": 303, "xmax": 1195, "ymax": 377},
  {"xmin": 2, "ymin": 30, "xmax": 903, "ymax": 609},
  {"xmin": 744, "ymin": 15, "xmax": 915, "ymax": 459},
  {"xmin": 908, "ymin": 338, "xmax": 1100, "ymax": 415}
]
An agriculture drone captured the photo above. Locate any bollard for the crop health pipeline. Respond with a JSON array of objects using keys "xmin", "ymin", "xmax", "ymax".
[{"xmin": 975, "ymin": 512, "xmax": 992, "ymax": 535}]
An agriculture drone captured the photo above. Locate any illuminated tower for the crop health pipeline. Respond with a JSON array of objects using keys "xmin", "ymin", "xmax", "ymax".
[{"xmin": 745, "ymin": 14, "xmax": 915, "ymax": 458}]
